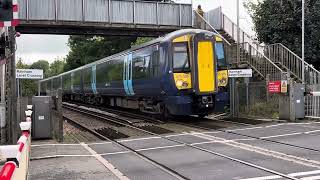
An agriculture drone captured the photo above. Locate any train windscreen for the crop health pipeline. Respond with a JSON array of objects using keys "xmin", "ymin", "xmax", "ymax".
[{"xmin": 173, "ymin": 42, "xmax": 190, "ymax": 72}]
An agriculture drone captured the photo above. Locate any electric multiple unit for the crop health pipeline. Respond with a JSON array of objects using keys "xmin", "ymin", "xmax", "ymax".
[{"xmin": 40, "ymin": 29, "xmax": 228, "ymax": 117}]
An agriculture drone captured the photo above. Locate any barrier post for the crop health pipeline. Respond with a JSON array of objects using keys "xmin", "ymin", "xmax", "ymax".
[{"xmin": 0, "ymin": 105, "xmax": 33, "ymax": 180}]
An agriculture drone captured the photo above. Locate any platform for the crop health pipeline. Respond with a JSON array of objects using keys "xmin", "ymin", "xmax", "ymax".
[{"xmin": 29, "ymin": 121, "xmax": 320, "ymax": 180}]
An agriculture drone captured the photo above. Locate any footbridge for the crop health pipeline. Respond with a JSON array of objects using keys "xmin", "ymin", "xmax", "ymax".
[{"xmin": 16, "ymin": 0, "xmax": 192, "ymax": 36}]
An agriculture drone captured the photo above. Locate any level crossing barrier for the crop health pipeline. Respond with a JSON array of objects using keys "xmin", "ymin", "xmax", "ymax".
[{"xmin": 0, "ymin": 105, "xmax": 33, "ymax": 180}]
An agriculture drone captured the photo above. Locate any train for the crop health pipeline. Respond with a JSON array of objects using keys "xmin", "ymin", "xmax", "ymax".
[{"xmin": 39, "ymin": 29, "xmax": 229, "ymax": 118}]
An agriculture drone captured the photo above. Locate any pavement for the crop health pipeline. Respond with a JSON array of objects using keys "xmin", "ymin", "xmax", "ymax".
[{"xmin": 28, "ymin": 121, "xmax": 320, "ymax": 180}]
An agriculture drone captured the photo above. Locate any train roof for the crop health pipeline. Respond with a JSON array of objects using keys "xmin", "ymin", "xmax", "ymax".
[{"xmin": 40, "ymin": 29, "xmax": 216, "ymax": 82}]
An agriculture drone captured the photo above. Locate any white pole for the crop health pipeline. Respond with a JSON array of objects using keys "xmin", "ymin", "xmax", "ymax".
[
  {"xmin": 302, "ymin": 0, "xmax": 305, "ymax": 83},
  {"xmin": 237, "ymin": 0, "xmax": 240, "ymax": 63}
]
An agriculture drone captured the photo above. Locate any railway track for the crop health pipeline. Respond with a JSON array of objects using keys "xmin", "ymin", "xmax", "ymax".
[{"xmin": 63, "ymin": 103, "xmax": 306, "ymax": 180}]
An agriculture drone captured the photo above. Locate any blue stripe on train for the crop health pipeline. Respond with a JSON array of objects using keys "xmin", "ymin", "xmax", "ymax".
[
  {"xmin": 127, "ymin": 53, "xmax": 135, "ymax": 96},
  {"xmin": 123, "ymin": 55, "xmax": 130, "ymax": 95},
  {"xmin": 91, "ymin": 65, "xmax": 97, "ymax": 94}
]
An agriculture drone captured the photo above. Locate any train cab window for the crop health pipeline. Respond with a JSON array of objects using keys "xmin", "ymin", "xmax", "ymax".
[
  {"xmin": 173, "ymin": 42, "xmax": 190, "ymax": 72},
  {"xmin": 215, "ymin": 42, "xmax": 227, "ymax": 69}
]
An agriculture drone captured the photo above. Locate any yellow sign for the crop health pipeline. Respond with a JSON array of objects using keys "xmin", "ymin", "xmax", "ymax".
[
  {"xmin": 281, "ymin": 80, "xmax": 288, "ymax": 93},
  {"xmin": 218, "ymin": 70, "xmax": 228, "ymax": 87}
]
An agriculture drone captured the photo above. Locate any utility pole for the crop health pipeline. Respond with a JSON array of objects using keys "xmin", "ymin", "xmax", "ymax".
[
  {"xmin": 237, "ymin": 0, "xmax": 240, "ymax": 63},
  {"xmin": 301, "ymin": 0, "xmax": 305, "ymax": 83},
  {"xmin": 5, "ymin": 27, "xmax": 17, "ymax": 144}
]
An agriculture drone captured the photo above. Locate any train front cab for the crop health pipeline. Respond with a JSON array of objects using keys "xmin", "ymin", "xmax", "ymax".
[
  {"xmin": 166, "ymin": 32, "xmax": 218, "ymax": 116},
  {"xmin": 214, "ymin": 37, "xmax": 229, "ymax": 112}
]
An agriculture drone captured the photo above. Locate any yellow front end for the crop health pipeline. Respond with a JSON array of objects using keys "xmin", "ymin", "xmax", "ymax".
[{"xmin": 197, "ymin": 41, "xmax": 216, "ymax": 93}]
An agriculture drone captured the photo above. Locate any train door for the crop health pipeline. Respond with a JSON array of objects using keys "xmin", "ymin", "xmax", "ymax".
[
  {"xmin": 123, "ymin": 53, "xmax": 135, "ymax": 96},
  {"xmin": 192, "ymin": 33, "xmax": 217, "ymax": 94}
]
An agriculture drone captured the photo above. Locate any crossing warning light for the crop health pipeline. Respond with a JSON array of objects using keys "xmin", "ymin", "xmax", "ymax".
[
  {"xmin": 0, "ymin": 0, "xmax": 19, "ymax": 27},
  {"xmin": 0, "ymin": 0, "xmax": 13, "ymax": 21}
]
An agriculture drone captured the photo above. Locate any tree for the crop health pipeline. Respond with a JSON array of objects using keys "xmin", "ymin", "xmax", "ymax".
[
  {"xmin": 131, "ymin": 37, "xmax": 155, "ymax": 47},
  {"xmin": 245, "ymin": 0, "xmax": 320, "ymax": 69},
  {"xmin": 49, "ymin": 58, "xmax": 65, "ymax": 77},
  {"xmin": 29, "ymin": 60, "xmax": 50, "ymax": 78},
  {"xmin": 64, "ymin": 36, "xmax": 137, "ymax": 71}
]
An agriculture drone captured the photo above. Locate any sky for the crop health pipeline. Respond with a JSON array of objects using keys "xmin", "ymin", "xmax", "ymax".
[{"xmin": 16, "ymin": 0, "xmax": 254, "ymax": 65}]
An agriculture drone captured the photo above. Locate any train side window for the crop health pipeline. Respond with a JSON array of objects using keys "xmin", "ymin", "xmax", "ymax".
[
  {"xmin": 144, "ymin": 56, "xmax": 151, "ymax": 77},
  {"xmin": 133, "ymin": 57, "xmax": 145, "ymax": 79},
  {"xmin": 173, "ymin": 42, "xmax": 190, "ymax": 72},
  {"xmin": 151, "ymin": 49, "xmax": 160, "ymax": 77}
]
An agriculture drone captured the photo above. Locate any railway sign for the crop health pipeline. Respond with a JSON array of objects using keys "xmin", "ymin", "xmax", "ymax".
[
  {"xmin": 228, "ymin": 69, "xmax": 252, "ymax": 78},
  {"xmin": 281, "ymin": 80, "xmax": 288, "ymax": 93},
  {"xmin": 16, "ymin": 69, "xmax": 43, "ymax": 79},
  {"xmin": 268, "ymin": 81, "xmax": 281, "ymax": 93}
]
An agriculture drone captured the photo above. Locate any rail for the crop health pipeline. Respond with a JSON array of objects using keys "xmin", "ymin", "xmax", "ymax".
[
  {"xmin": 0, "ymin": 106, "xmax": 33, "ymax": 180},
  {"xmin": 265, "ymin": 43, "xmax": 320, "ymax": 84},
  {"xmin": 18, "ymin": 0, "xmax": 192, "ymax": 27}
]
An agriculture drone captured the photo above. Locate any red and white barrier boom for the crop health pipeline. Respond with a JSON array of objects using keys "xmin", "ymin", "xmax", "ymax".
[{"xmin": 0, "ymin": 105, "xmax": 33, "ymax": 180}]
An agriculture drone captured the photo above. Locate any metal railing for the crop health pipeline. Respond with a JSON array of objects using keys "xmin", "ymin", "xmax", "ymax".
[
  {"xmin": 305, "ymin": 95, "xmax": 320, "ymax": 119},
  {"xmin": 265, "ymin": 43, "xmax": 320, "ymax": 84},
  {"xmin": 193, "ymin": 10, "xmax": 231, "ymax": 45},
  {"xmin": 231, "ymin": 43, "xmax": 284, "ymax": 81},
  {"xmin": 18, "ymin": 0, "xmax": 192, "ymax": 27},
  {"xmin": 221, "ymin": 13, "xmax": 256, "ymax": 45}
]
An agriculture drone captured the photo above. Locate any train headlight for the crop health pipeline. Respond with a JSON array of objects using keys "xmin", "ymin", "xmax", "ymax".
[
  {"xmin": 176, "ymin": 80, "xmax": 183, "ymax": 87},
  {"xmin": 176, "ymin": 80, "xmax": 189, "ymax": 88}
]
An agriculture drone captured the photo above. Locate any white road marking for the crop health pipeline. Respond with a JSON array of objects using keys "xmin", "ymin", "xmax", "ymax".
[
  {"xmin": 117, "ymin": 136, "xmax": 161, "ymax": 142},
  {"xmin": 190, "ymin": 132, "xmax": 320, "ymax": 168},
  {"xmin": 301, "ymin": 175, "xmax": 320, "ymax": 180},
  {"xmin": 81, "ymin": 143, "xmax": 130, "ymax": 180},
  {"xmin": 31, "ymin": 143, "xmax": 82, "ymax": 147},
  {"xmin": 241, "ymin": 170, "xmax": 320, "ymax": 180}
]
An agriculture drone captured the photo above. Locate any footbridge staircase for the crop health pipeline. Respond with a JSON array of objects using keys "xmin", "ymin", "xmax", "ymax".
[{"xmin": 199, "ymin": 7, "xmax": 320, "ymax": 87}]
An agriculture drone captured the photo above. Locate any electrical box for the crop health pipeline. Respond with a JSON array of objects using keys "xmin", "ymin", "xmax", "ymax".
[
  {"xmin": 32, "ymin": 96, "xmax": 52, "ymax": 139},
  {"xmin": 292, "ymin": 83, "xmax": 305, "ymax": 119},
  {"xmin": 279, "ymin": 83, "xmax": 305, "ymax": 120}
]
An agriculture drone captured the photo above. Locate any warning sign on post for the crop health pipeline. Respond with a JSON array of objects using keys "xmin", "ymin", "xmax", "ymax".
[
  {"xmin": 281, "ymin": 80, "xmax": 288, "ymax": 93},
  {"xmin": 268, "ymin": 81, "xmax": 281, "ymax": 93}
]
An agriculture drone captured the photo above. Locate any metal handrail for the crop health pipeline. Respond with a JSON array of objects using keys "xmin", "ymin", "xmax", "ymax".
[
  {"xmin": 248, "ymin": 44, "xmax": 283, "ymax": 72},
  {"xmin": 193, "ymin": 10, "xmax": 231, "ymax": 45},
  {"xmin": 266, "ymin": 43, "xmax": 320, "ymax": 84},
  {"xmin": 268, "ymin": 43, "xmax": 320, "ymax": 74}
]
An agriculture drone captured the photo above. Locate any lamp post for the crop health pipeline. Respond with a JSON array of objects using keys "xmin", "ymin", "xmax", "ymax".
[
  {"xmin": 302, "ymin": 0, "xmax": 305, "ymax": 83},
  {"xmin": 237, "ymin": 0, "xmax": 240, "ymax": 63}
]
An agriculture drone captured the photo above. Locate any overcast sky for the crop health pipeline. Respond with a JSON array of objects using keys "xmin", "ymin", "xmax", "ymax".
[{"xmin": 16, "ymin": 0, "xmax": 253, "ymax": 65}]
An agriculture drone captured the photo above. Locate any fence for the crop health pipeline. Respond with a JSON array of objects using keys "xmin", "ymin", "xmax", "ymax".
[
  {"xmin": 0, "ymin": 105, "xmax": 32, "ymax": 180},
  {"xmin": 305, "ymin": 95, "xmax": 320, "ymax": 119},
  {"xmin": 18, "ymin": 0, "xmax": 192, "ymax": 27},
  {"xmin": 236, "ymin": 81, "xmax": 279, "ymax": 119}
]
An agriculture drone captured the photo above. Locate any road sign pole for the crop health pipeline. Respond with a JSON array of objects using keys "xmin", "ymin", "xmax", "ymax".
[
  {"xmin": 236, "ymin": 0, "xmax": 240, "ymax": 63},
  {"xmin": 302, "ymin": 0, "xmax": 305, "ymax": 83}
]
